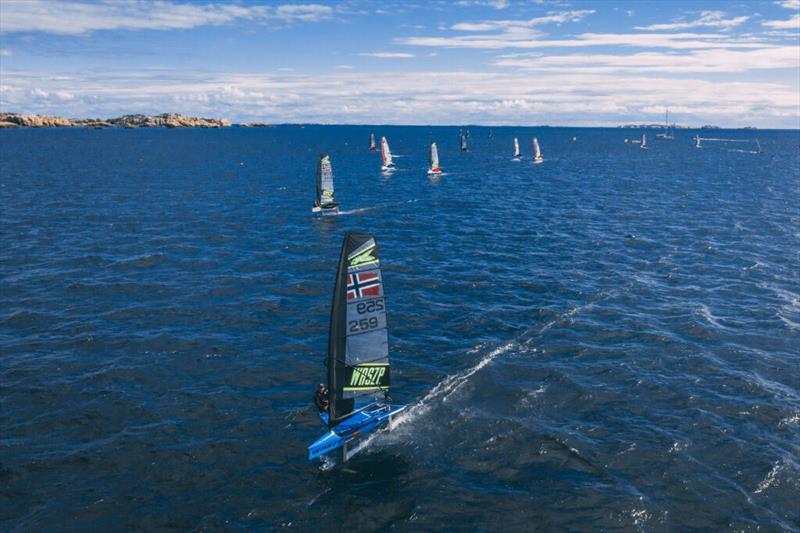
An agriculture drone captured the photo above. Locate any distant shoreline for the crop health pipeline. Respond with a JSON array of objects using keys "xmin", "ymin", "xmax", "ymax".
[{"xmin": 1, "ymin": 112, "xmax": 788, "ymax": 130}]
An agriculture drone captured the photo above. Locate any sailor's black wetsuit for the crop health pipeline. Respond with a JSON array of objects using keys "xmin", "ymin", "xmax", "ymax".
[{"xmin": 314, "ymin": 390, "xmax": 329, "ymax": 412}]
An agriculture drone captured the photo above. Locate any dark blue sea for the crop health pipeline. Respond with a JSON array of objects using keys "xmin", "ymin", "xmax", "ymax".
[{"xmin": 1, "ymin": 126, "xmax": 799, "ymax": 531}]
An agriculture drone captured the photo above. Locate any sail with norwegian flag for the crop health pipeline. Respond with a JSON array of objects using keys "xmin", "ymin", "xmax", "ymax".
[{"xmin": 308, "ymin": 233, "xmax": 406, "ymax": 462}]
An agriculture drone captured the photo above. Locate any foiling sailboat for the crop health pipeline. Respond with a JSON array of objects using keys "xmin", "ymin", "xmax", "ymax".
[
  {"xmin": 754, "ymin": 139, "xmax": 763, "ymax": 154},
  {"xmin": 694, "ymin": 134, "xmax": 701, "ymax": 148},
  {"xmin": 512, "ymin": 137, "xmax": 521, "ymax": 161},
  {"xmin": 532, "ymin": 137, "xmax": 543, "ymax": 163},
  {"xmin": 640, "ymin": 133, "xmax": 648, "ymax": 149},
  {"xmin": 428, "ymin": 142, "xmax": 442, "ymax": 174},
  {"xmin": 380, "ymin": 136, "xmax": 395, "ymax": 171},
  {"xmin": 307, "ymin": 233, "xmax": 406, "ymax": 462},
  {"xmin": 655, "ymin": 108, "xmax": 674, "ymax": 140},
  {"xmin": 369, "ymin": 132, "xmax": 377, "ymax": 151},
  {"xmin": 460, "ymin": 131, "xmax": 468, "ymax": 152},
  {"xmin": 311, "ymin": 155, "xmax": 339, "ymax": 216}
]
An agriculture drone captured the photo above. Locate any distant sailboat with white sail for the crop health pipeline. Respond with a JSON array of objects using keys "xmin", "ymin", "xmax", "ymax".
[
  {"xmin": 655, "ymin": 108, "xmax": 674, "ymax": 140},
  {"xmin": 532, "ymin": 137, "xmax": 543, "ymax": 163},
  {"xmin": 369, "ymin": 133, "xmax": 377, "ymax": 151},
  {"xmin": 381, "ymin": 136, "xmax": 395, "ymax": 171},
  {"xmin": 695, "ymin": 134, "xmax": 701, "ymax": 148},
  {"xmin": 428, "ymin": 142, "xmax": 442, "ymax": 174},
  {"xmin": 640, "ymin": 133, "xmax": 648, "ymax": 149},
  {"xmin": 512, "ymin": 137, "xmax": 521, "ymax": 161},
  {"xmin": 460, "ymin": 131, "xmax": 468, "ymax": 152},
  {"xmin": 312, "ymin": 154, "xmax": 339, "ymax": 216}
]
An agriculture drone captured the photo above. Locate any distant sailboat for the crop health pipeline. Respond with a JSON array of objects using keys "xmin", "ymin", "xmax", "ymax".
[
  {"xmin": 312, "ymin": 154, "xmax": 339, "ymax": 216},
  {"xmin": 695, "ymin": 134, "xmax": 701, "ymax": 148},
  {"xmin": 512, "ymin": 137, "xmax": 521, "ymax": 161},
  {"xmin": 640, "ymin": 133, "xmax": 648, "ymax": 149},
  {"xmin": 532, "ymin": 137, "xmax": 543, "ymax": 163},
  {"xmin": 369, "ymin": 133, "xmax": 377, "ymax": 151},
  {"xmin": 460, "ymin": 131, "xmax": 468, "ymax": 152},
  {"xmin": 655, "ymin": 108, "xmax": 674, "ymax": 140},
  {"xmin": 428, "ymin": 142, "xmax": 442, "ymax": 174},
  {"xmin": 754, "ymin": 139, "xmax": 763, "ymax": 154},
  {"xmin": 381, "ymin": 136, "xmax": 395, "ymax": 171}
]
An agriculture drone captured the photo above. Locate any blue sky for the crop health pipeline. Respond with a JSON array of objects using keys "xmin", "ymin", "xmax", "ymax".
[{"xmin": 1, "ymin": 0, "xmax": 798, "ymax": 127}]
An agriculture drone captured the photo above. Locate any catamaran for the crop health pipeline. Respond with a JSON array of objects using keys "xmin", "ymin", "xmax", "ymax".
[
  {"xmin": 655, "ymin": 108, "xmax": 674, "ymax": 140},
  {"xmin": 512, "ymin": 137, "xmax": 521, "ymax": 161},
  {"xmin": 369, "ymin": 133, "xmax": 377, "ymax": 151},
  {"xmin": 428, "ymin": 142, "xmax": 442, "ymax": 174},
  {"xmin": 307, "ymin": 233, "xmax": 406, "ymax": 462},
  {"xmin": 640, "ymin": 133, "xmax": 648, "ymax": 149},
  {"xmin": 532, "ymin": 137, "xmax": 543, "ymax": 163},
  {"xmin": 380, "ymin": 136, "xmax": 395, "ymax": 171},
  {"xmin": 311, "ymin": 155, "xmax": 339, "ymax": 216},
  {"xmin": 695, "ymin": 134, "xmax": 701, "ymax": 148}
]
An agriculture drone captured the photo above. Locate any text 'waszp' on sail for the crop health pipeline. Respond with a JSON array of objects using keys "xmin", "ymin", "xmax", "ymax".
[
  {"xmin": 311, "ymin": 155, "xmax": 339, "ymax": 215},
  {"xmin": 307, "ymin": 233, "xmax": 406, "ymax": 463}
]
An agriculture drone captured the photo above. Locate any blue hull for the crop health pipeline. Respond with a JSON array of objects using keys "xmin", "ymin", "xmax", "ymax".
[{"xmin": 308, "ymin": 403, "xmax": 406, "ymax": 461}]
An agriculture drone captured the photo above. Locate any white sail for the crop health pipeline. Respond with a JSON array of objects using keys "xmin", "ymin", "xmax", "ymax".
[
  {"xmin": 641, "ymin": 133, "xmax": 647, "ymax": 148},
  {"xmin": 755, "ymin": 139, "xmax": 762, "ymax": 153},
  {"xmin": 695, "ymin": 134, "xmax": 701, "ymax": 148},
  {"xmin": 430, "ymin": 142, "xmax": 440, "ymax": 169},
  {"xmin": 513, "ymin": 137, "xmax": 520, "ymax": 157},
  {"xmin": 533, "ymin": 137, "xmax": 542, "ymax": 160},
  {"xmin": 381, "ymin": 136, "xmax": 393, "ymax": 167}
]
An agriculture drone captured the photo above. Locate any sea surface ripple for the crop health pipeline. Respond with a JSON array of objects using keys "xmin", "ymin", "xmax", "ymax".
[{"xmin": 1, "ymin": 126, "xmax": 799, "ymax": 531}]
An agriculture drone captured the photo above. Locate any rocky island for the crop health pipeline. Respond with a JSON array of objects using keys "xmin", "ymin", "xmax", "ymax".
[{"xmin": 0, "ymin": 112, "xmax": 232, "ymax": 128}]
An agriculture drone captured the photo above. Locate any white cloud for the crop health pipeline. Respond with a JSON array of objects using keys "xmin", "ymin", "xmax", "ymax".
[
  {"xmin": 451, "ymin": 10, "xmax": 595, "ymax": 33},
  {"xmin": 359, "ymin": 52, "xmax": 416, "ymax": 58},
  {"xmin": 762, "ymin": 13, "xmax": 800, "ymax": 29},
  {"xmin": 1, "ymin": 68, "xmax": 797, "ymax": 128},
  {"xmin": 493, "ymin": 46, "xmax": 800, "ymax": 73},
  {"xmin": 0, "ymin": 49, "xmax": 12, "ymax": 56},
  {"xmin": 776, "ymin": 0, "xmax": 800, "ymax": 9},
  {"xmin": 0, "ymin": 1, "xmax": 330, "ymax": 35},
  {"xmin": 401, "ymin": 32, "xmax": 766, "ymax": 50},
  {"xmin": 274, "ymin": 4, "xmax": 332, "ymax": 22},
  {"xmin": 635, "ymin": 11, "xmax": 749, "ymax": 31}
]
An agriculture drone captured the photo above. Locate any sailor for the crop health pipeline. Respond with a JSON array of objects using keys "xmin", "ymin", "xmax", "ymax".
[{"xmin": 314, "ymin": 383, "xmax": 329, "ymax": 412}]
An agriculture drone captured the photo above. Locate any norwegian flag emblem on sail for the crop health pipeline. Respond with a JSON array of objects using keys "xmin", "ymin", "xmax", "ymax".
[{"xmin": 347, "ymin": 271, "xmax": 381, "ymax": 301}]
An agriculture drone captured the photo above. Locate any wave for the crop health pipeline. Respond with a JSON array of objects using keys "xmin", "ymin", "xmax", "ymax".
[{"xmin": 335, "ymin": 199, "xmax": 418, "ymax": 216}]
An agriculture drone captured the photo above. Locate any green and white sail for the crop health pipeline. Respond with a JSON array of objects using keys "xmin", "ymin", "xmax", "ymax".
[{"xmin": 316, "ymin": 155, "xmax": 336, "ymax": 207}]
